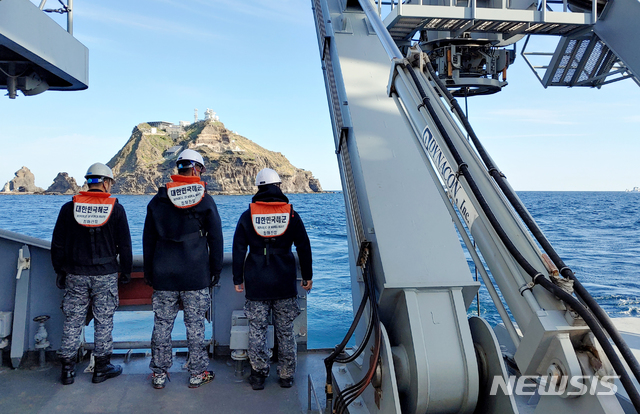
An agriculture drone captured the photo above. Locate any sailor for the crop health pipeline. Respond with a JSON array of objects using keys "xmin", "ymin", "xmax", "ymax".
[
  {"xmin": 143, "ymin": 149, "xmax": 223, "ymax": 389},
  {"xmin": 232, "ymin": 168, "xmax": 313, "ymax": 390},
  {"xmin": 51, "ymin": 162, "xmax": 133, "ymax": 385}
]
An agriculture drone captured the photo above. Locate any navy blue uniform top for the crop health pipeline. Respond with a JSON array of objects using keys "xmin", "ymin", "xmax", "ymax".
[
  {"xmin": 232, "ymin": 185, "xmax": 312, "ymax": 301},
  {"xmin": 143, "ymin": 181, "xmax": 223, "ymax": 291},
  {"xmin": 51, "ymin": 190, "xmax": 133, "ymax": 276}
]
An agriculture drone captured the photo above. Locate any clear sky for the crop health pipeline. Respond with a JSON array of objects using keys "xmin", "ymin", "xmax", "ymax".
[{"xmin": 1, "ymin": 0, "xmax": 639, "ymax": 191}]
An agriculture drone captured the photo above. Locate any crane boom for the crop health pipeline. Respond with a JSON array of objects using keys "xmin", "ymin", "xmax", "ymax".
[{"xmin": 312, "ymin": 0, "xmax": 640, "ymax": 413}]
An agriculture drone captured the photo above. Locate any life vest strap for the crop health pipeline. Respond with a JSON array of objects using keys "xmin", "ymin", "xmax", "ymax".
[{"xmin": 249, "ymin": 244, "xmax": 291, "ymax": 266}]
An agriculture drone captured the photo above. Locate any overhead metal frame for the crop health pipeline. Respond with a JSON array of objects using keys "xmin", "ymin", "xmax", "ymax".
[
  {"xmin": 375, "ymin": 0, "xmax": 640, "ymax": 87},
  {"xmin": 521, "ymin": 32, "xmax": 638, "ymax": 87},
  {"xmin": 0, "ymin": 0, "xmax": 88, "ymax": 97},
  {"xmin": 382, "ymin": 3, "xmax": 594, "ymax": 42}
]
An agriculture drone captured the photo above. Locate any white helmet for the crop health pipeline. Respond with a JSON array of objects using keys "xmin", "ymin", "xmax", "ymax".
[
  {"xmin": 177, "ymin": 149, "xmax": 205, "ymax": 171},
  {"xmin": 85, "ymin": 163, "xmax": 114, "ymax": 183},
  {"xmin": 255, "ymin": 168, "xmax": 281, "ymax": 186}
]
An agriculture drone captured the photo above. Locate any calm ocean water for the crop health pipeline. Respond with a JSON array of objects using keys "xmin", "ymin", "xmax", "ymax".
[
  {"xmin": 0, "ymin": 191, "xmax": 639, "ymax": 348},
  {"xmin": 468, "ymin": 191, "xmax": 640, "ymax": 326}
]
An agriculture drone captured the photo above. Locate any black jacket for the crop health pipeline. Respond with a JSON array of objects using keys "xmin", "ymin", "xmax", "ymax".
[
  {"xmin": 143, "ymin": 181, "xmax": 223, "ymax": 291},
  {"xmin": 232, "ymin": 185, "xmax": 312, "ymax": 301},
  {"xmin": 51, "ymin": 190, "xmax": 133, "ymax": 276}
]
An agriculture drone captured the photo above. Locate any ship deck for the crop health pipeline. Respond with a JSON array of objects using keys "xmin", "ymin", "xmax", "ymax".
[{"xmin": 0, "ymin": 350, "xmax": 329, "ymax": 414}]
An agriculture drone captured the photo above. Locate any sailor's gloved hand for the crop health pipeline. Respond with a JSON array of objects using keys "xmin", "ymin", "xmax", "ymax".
[
  {"xmin": 210, "ymin": 273, "xmax": 221, "ymax": 287},
  {"xmin": 119, "ymin": 273, "xmax": 131, "ymax": 284},
  {"xmin": 143, "ymin": 275, "xmax": 152, "ymax": 287},
  {"xmin": 56, "ymin": 273, "xmax": 67, "ymax": 290}
]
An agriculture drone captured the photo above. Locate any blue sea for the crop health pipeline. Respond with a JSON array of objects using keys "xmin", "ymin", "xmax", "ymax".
[{"xmin": 1, "ymin": 191, "xmax": 639, "ymax": 349}]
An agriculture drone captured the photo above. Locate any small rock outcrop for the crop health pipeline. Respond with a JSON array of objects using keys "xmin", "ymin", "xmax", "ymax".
[
  {"xmin": 1, "ymin": 167, "xmax": 44, "ymax": 193},
  {"xmin": 45, "ymin": 172, "xmax": 82, "ymax": 195},
  {"xmin": 107, "ymin": 119, "xmax": 323, "ymax": 195}
]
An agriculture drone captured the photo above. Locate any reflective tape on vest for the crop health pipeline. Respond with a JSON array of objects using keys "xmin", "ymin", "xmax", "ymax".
[
  {"xmin": 72, "ymin": 192, "xmax": 116, "ymax": 227},
  {"xmin": 166, "ymin": 181, "xmax": 205, "ymax": 208},
  {"xmin": 250, "ymin": 202, "xmax": 291, "ymax": 238}
]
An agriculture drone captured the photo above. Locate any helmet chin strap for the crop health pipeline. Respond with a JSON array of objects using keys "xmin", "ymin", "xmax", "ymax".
[{"xmin": 100, "ymin": 179, "xmax": 112, "ymax": 193}]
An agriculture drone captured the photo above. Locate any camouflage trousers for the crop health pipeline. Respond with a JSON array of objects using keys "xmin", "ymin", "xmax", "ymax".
[
  {"xmin": 150, "ymin": 288, "xmax": 211, "ymax": 375},
  {"xmin": 244, "ymin": 297, "xmax": 301, "ymax": 379},
  {"xmin": 59, "ymin": 273, "xmax": 119, "ymax": 359}
]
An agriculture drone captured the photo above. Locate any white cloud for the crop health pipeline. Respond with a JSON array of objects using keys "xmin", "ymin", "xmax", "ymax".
[{"xmin": 78, "ymin": 4, "xmax": 222, "ymax": 40}]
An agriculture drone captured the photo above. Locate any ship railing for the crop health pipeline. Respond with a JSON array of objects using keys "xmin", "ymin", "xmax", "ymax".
[{"xmin": 0, "ymin": 229, "xmax": 308, "ymax": 367}]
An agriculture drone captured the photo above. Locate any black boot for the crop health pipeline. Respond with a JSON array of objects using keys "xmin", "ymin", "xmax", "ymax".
[
  {"xmin": 92, "ymin": 354, "xmax": 122, "ymax": 383},
  {"xmin": 248, "ymin": 368, "xmax": 267, "ymax": 391},
  {"xmin": 60, "ymin": 357, "xmax": 76, "ymax": 385}
]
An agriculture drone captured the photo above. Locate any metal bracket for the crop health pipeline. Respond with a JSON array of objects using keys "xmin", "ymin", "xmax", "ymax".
[
  {"xmin": 322, "ymin": 35, "xmax": 331, "ymax": 61},
  {"xmin": 356, "ymin": 241, "xmax": 371, "ymax": 268},
  {"xmin": 11, "ymin": 245, "xmax": 31, "ymax": 368},
  {"xmin": 387, "ymin": 58, "xmax": 409, "ymax": 97},
  {"xmin": 336, "ymin": 127, "xmax": 349, "ymax": 154},
  {"xmin": 16, "ymin": 247, "xmax": 31, "ymax": 280}
]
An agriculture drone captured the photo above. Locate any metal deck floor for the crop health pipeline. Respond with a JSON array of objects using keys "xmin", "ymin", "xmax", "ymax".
[{"xmin": 0, "ymin": 350, "xmax": 330, "ymax": 414}]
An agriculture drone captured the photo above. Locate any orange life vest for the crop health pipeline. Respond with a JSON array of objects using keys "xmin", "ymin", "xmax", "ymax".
[
  {"xmin": 72, "ymin": 192, "xmax": 116, "ymax": 227},
  {"xmin": 165, "ymin": 175, "xmax": 206, "ymax": 208},
  {"xmin": 250, "ymin": 202, "xmax": 292, "ymax": 238}
]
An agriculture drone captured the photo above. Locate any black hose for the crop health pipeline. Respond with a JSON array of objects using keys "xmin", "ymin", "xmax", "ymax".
[
  {"xmin": 536, "ymin": 275, "xmax": 640, "ymax": 410},
  {"xmin": 423, "ymin": 58, "xmax": 640, "ymax": 387},
  {"xmin": 568, "ymin": 273, "xmax": 640, "ymax": 383},
  {"xmin": 336, "ymin": 274, "xmax": 382, "ymax": 414},
  {"xmin": 335, "ymin": 264, "xmax": 382, "ymax": 414},
  {"xmin": 403, "ymin": 62, "xmax": 640, "ymax": 412},
  {"xmin": 405, "ymin": 65, "xmax": 541, "ymax": 278},
  {"xmin": 340, "ymin": 323, "xmax": 381, "ymax": 413},
  {"xmin": 334, "ymin": 327, "xmax": 378, "ymax": 413},
  {"xmin": 326, "ymin": 247, "xmax": 381, "ymax": 414},
  {"xmin": 324, "ymin": 274, "xmax": 370, "ymax": 398},
  {"xmin": 334, "ymin": 306, "xmax": 375, "ymax": 364},
  {"xmin": 325, "ymin": 279, "xmax": 369, "ymax": 362}
]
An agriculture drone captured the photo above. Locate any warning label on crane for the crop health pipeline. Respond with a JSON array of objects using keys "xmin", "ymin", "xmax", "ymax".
[{"xmin": 421, "ymin": 126, "xmax": 479, "ymax": 228}]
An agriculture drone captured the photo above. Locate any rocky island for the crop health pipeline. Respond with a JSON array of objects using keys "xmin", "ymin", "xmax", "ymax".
[
  {"xmin": 1, "ymin": 113, "xmax": 322, "ymax": 195},
  {"xmin": 45, "ymin": 172, "xmax": 85, "ymax": 195},
  {"xmin": 1, "ymin": 167, "xmax": 44, "ymax": 193},
  {"xmin": 108, "ymin": 117, "xmax": 322, "ymax": 195},
  {"xmin": 0, "ymin": 168, "xmax": 85, "ymax": 195}
]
